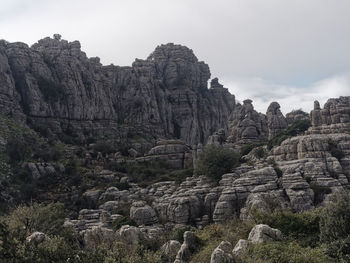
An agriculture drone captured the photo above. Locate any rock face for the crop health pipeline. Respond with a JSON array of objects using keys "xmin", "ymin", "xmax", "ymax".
[
  {"xmin": 227, "ymin": 99, "xmax": 268, "ymax": 144},
  {"xmin": 266, "ymin": 102, "xmax": 288, "ymax": 140},
  {"xmin": 310, "ymin": 97, "xmax": 350, "ymax": 134},
  {"xmin": 0, "ymin": 36, "xmax": 235, "ymax": 146}
]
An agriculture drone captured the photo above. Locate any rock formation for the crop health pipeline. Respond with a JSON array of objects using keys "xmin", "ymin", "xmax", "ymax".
[
  {"xmin": 310, "ymin": 97, "xmax": 350, "ymax": 134},
  {"xmin": 227, "ymin": 99, "xmax": 268, "ymax": 144},
  {"xmin": 266, "ymin": 102, "xmax": 288, "ymax": 140},
  {"xmin": 0, "ymin": 36, "xmax": 235, "ymax": 147}
]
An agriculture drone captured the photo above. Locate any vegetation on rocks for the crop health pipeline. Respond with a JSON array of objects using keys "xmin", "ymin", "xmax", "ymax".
[
  {"xmin": 267, "ymin": 119, "xmax": 311, "ymax": 149},
  {"xmin": 195, "ymin": 145, "xmax": 240, "ymax": 182}
]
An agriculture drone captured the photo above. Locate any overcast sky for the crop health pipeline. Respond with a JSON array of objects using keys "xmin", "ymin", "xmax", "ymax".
[{"xmin": 1, "ymin": 0, "xmax": 349, "ymax": 113}]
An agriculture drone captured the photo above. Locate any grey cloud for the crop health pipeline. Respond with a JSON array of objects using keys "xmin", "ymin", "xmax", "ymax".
[{"xmin": 1, "ymin": 0, "xmax": 349, "ymax": 114}]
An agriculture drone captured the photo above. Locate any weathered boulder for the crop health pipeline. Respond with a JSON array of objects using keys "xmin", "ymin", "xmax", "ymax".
[
  {"xmin": 130, "ymin": 201, "xmax": 158, "ymax": 226},
  {"xmin": 210, "ymin": 241, "xmax": 234, "ymax": 263},
  {"xmin": 232, "ymin": 239, "xmax": 249, "ymax": 258},
  {"xmin": 248, "ymin": 224, "xmax": 282, "ymax": 244},
  {"xmin": 82, "ymin": 226, "xmax": 116, "ymax": 250},
  {"xmin": 118, "ymin": 225, "xmax": 147, "ymax": 245}
]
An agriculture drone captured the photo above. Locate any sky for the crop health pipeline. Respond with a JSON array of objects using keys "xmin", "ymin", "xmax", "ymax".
[{"xmin": 1, "ymin": 0, "xmax": 349, "ymax": 114}]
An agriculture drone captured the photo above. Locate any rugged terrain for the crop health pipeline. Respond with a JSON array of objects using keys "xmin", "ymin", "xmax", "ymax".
[{"xmin": 0, "ymin": 35, "xmax": 350, "ymax": 263}]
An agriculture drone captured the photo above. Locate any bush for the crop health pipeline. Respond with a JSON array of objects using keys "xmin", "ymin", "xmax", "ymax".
[
  {"xmin": 195, "ymin": 145, "xmax": 240, "ymax": 182},
  {"xmin": 105, "ymin": 159, "xmax": 191, "ymax": 187},
  {"xmin": 320, "ymin": 192, "xmax": 350, "ymax": 259},
  {"xmin": 328, "ymin": 139, "xmax": 345, "ymax": 161},
  {"xmin": 93, "ymin": 141, "xmax": 115, "ymax": 155},
  {"xmin": 268, "ymin": 119, "xmax": 311, "ymax": 149},
  {"xmin": 111, "ymin": 216, "xmax": 137, "ymax": 231},
  {"xmin": 6, "ymin": 135, "xmax": 37, "ymax": 163},
  {"xmin": 240, "ymin": 142, "xmax": 265, "ymax": 156},
  {"xmin": 6, "ymin": 202, "xmax": 66, "ymax": 240},
  {"xmin": 309, "ymin": 182, "xmax": 331, "ymax": 205},
  {"xmin": 240, "ymin": 241, "xmax": 335, "ymax": 263},
  {"xmin": 250, "ymin": 209, "xmax": 321, "ymax": 247}
]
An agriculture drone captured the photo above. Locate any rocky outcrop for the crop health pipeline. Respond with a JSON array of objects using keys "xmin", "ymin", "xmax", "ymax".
[
  {"xmin": 227, "ymin": 99, "xmax": 268, "ymax": 144},
  {"xmin": 232, "ymin": 239, "xmax": 249, "ymax": 258},
  {"xmin": 82, "ymin": 226, "xmax": 116, "ymax": 250},
  {"xmin": 310, "ymin": 97, "xmax": 350, "ymax": 134},
  {"xmin": 0, "ymin": 36, "xmax": 235, "ymax": 147},
  {"xmin": 266, "ymin": 102, "xmax": 288, "ymax": 140},
  {"xmin": 130, "ymin": 201, "xmax": 158, "ymax": 226},
  {"xmin": 137, "ymin": 140, "xmax": 192, "ymax": 169}
]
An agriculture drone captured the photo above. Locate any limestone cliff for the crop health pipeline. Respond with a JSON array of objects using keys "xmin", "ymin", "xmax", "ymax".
[{"xmin": 0, "ymin": 36, "xmax": 235, "ymax": 146}]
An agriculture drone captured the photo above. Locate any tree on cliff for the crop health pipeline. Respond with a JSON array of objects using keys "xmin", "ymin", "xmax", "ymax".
[{"xmin": 195, "ymin": 145, "xmax": 240, "ymax": 182}]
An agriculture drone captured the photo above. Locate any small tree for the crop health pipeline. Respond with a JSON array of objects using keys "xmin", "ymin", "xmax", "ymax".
[
  {"xmin": 195, "ymin": 145, "xmax": 240, "ymax": 182},
  {"xmin": 320, "ymin": 192, "xmax": 350, "ymax": 260}
]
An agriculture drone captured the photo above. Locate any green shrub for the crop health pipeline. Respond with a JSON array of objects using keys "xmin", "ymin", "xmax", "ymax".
[
  {"xmin": 240, "ymin": 142, "xmax": 265, "ymax": 156},
  {"xmin": 6, "ymin": 135, "xmax": 36, "ymax": 163},
  {"xmin": 254, "ymin": 147, "xmax": 266, "ymax": 159},
  {"xmin": 111, "ymin": 216, "xmax": 137, "ymax": 231},
  {"xmin": 171, "ymin": 226, "xmax": 194, "ymax": 243},
  {"xmin": 106, "ymin": 159, "xmax": 191, "ymax": 187},
  {"xmin": 268, "ymin": 119, "xmax": 311, "ymax": 149},
  {"xmin": 250, "ymin": 209, "xmax": 321, "ymax": 247},
  {"xmin": 93, "ymin": 141, "xmax": 115, "ymax": 155},
  {"xmin": 320, "ymin": 192, "xmax": 350, "ymax": 259},
  {"xmin": 328, "ymin": 139, "xmax": 345, "ymax": 161},
  {"xmin": 33, "ymin": 143, "xmax": 63, "ymax": 162},
  {"xmin": 273, "ymin": 166, "xmax": 283, "ymax": 178},
  {"xmin": 195, "ymin": 145, "xmax": 240, "ymax": 182},
  {"xmin": 6, "ymin": 202, "xmax": 66, "ymax": 240},
  {"xmin": 309, "ymin": 182, "xmax": 331, "ymax": 205}
]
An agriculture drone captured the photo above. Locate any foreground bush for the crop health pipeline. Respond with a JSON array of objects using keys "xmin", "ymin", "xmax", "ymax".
[
  {"xmin": 320, "ymin": 192, "xmax": 350, "ymax": 260},
  {"xmin": 6, "ymin": 202, "xmax": 66, "ymax": 240},
  {"xmin": 250, "ymin": 209, "xmax": 320, "ymax": 247},
  {"xmin": 195, "ymin": 145, "xmax": 240, "ymax": 182},
  {"xmin": 239, "ymin": 241, "xmax": 334, "ymax": 263}
]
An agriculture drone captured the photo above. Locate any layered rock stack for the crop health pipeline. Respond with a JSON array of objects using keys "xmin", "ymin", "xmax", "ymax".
[
  {"xmin": 310, "ymin": 97, "xmax": 350, "ymax": 134},
  {"xmin": 227, "ymin": 99, "xmax": 268, "ymax": 144},
  {"xmin": 266, "ymin": 102, "xmax": 288, "ymax": 140}
]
